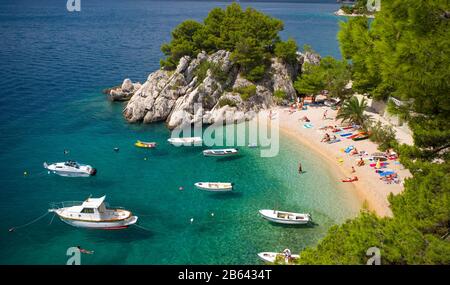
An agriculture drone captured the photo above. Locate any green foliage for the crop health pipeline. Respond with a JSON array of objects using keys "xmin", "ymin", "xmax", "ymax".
[
  {"xmin": 234, "ymin": 85, "xmax": 256, "ymax": 101},
  {"xmin": 160, "ymin": 3, "xmax": 288, "ymax": 82},
  {"xmin": 294, "ymin": 56, "xmax": 351, "ymax": 99},
  {"xmin": 297, "ymin": 0, "xmax": 450, "ymax": 265},
  {"xmin": 194, "ymin": 61, "xmax": 211, "ymax": 85},
  {"xmin": 368, "ymin": 121, "xmax": 398, "ymax": 151},
  {"xmin": 218, "ymin": 97, "xmax": 237, "ymax": 108},
  {"xmin": 336, "ymin": 96, "xmax": 371, "ymax": 128},
  {"xmin": 294, "ymin": 62, "xmax": 325, "ymax": 96},
  {"xmin": 160, "ymin": 20, "xmax": 204, "ymax": 69},
  {"xmin": 274, "ymin": 38, "xmax": 298, "ymax": 64},
  {"xmin": 193, "ymin": 60, "xmax": 229, "ymax": 87},
  {"xmin": 274, "ymin": 90, "xmax": 287, "ymax": 100},
  {"xmin": 340, "ymin": 0, "xmax": 371, "ymax": 15}
]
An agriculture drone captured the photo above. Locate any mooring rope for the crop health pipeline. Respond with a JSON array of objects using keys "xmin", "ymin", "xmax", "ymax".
[{"xmin": 8, "ymin": 211, "xmax": 50, "ymax": 232}]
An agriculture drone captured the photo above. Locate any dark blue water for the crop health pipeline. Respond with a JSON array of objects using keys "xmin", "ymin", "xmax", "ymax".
[{"xmin": 0, "ymin": 0, "xmax": 358, "ymax": 264}]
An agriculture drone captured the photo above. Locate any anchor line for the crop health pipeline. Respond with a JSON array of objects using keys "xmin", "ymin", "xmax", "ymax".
[{"xmin": 9, "ymin": 211, "xmax": 50, "ymax": 232}]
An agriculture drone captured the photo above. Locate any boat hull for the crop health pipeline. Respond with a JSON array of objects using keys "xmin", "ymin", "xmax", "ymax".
[
  {"xmin": 195, "ymin": 182, "xmax": 233, "ymax": 192},
  {"xmin": 259, "ymin": 210, "xmax": 310, "ymax": 225},
  {"xmin": 58, "ymin": 216, "xmax": 138, "ymax": 229},
  {"xmin": 168, "ymin": 137, "xmax": 203, "ymax": 146},
  {"xmin": 48, "ymin": 170, "xmax": 91, "ymax": 177},
  {"xmin": 203, "ymin": 149, "xmax": 238, "ymax": 157},
  {"xmin": 258, "ymin": 252, "xmax": 299, "ymax": 264}
]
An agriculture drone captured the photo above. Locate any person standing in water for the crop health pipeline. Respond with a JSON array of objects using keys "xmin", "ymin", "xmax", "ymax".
[{"xmin": 298, "ymin": 162, "xmax": 303, "ymax": 174}]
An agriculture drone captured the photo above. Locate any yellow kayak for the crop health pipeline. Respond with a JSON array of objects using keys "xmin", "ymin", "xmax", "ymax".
[{"xmin": 135, "ymin": 141, "xmax": 157, "ymax": 148}]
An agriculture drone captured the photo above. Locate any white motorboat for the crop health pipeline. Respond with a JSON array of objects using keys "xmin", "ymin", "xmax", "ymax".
[
  {"xmin": 203, "ymin": 148, "xmax": 239, "ymax": 157},
  {"xmin": 49, "ymin": 196, "xmax": 138, "ymax": 230},
  {"xmin": 167, "ymin": 137, "xmax": 203, "ymax": 146},
  {"xmin": 43, "ymin": 160, "xmax": 97, "ymax": 177},
  {"xmin": 259, "ymin": 209, "xmax": 311, "ymax": 225},
  {"xmin": 194, "ymin": 182, "xmax": 233, "ymax": 192},
  {"xmin": 257, "ymin": 252, "xmax": 300, "ymax": 264}
]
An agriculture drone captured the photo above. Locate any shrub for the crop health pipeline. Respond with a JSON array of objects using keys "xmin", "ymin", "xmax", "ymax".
[
  {"xmin": 218, "ymin": 97, "xmax": 237, "ymax": 107},
  {"xmin": 274, "ymin": 89, "xmax": 287, "ymax": 100},
  {"xmin": 194, "ymin": 61, "xmax": 212, "ymax": 85},
  {"xmin": 368, "ymin": 121, "xmax": 398, "ymax": 151},
  {"xmin": 274, "ymin": 38, "xmax": 298, "ymax": 64},
  {"xmin": 234, "ymin": 85, "xmax": 256, "ymax": 101}
]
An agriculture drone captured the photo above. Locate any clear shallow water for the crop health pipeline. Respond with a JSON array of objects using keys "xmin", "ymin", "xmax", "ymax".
[{"xmin": 0, "ymin": 0, "xmax": 359, "ymax": 264}]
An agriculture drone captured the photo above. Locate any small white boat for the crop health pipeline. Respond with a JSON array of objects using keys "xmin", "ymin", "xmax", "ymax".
[
  {"xmin": 258, "ymin": 252, "xmax": 300, "ymax": 264},
  {"xmin": 259, "ymin": 209, "xmax": 311, "ymax": 225},
  {"xmin": 43, "ymin": 160, "xmax": 96, "ymax": 177},
  {"xmin": 168, "ymin": 137, "xmax": 203, "ymax": 146},
  {"xmin": 194, "ymin": 182, "xmax": 233, "ymax": 192},
  {"xmin": 248, "ymin": 143, "xmax": 258, "ymax": 148},
  {"xmin": 49, "ymin": 196, "xmax": 138, "ymax": 229},
  {"xmin": 203, "ymin": 148, "xmax": 239, "ymax": 157}
]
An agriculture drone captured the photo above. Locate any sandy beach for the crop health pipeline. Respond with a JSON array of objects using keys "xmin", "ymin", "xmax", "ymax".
[{"xmin": 270, "ymin": 105, "xmax": 411, "ymax": 217}]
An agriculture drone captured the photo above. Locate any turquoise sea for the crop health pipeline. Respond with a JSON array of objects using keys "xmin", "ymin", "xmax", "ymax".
[{"xmin": 0, "ymin": 0, "xmax": 360, "ymax": 264}]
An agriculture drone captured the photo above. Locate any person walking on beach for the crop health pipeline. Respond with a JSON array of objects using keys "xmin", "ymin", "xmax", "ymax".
[
  {"xmin": 322, "ymin": 110, "xmax": 328, "ymax": 120},
  {"xmin": 298, "ymin": 162, "xmax": 303, "ymax": 174},
  {"xmin": 351, "ymin": 166, "xmax": 356, "ymax": 173}
]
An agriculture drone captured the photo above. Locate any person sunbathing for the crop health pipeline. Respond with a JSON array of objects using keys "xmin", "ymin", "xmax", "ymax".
[
  {"xmin": 351, "ymin": 148, "xmax": 359, "ymax": 155},
  {"xmin": 357, "ymin": 158, "xmax": 365, "ymax": 166},
  {"xmin": 321, "ymin": 133, "xmax": 330, "ymax": 142},
  {"xmin": 342, "ymin": 176, "xmax": 358, "ymax": 182},
  {"xmin": 300, "ymin": 116, "xmax": 310, "ymax": 122}
]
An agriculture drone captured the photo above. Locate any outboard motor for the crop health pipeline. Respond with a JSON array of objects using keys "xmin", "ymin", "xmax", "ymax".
[{"xmin": 90, "ymin": 168, "xmax": 97, "ymax": 176}]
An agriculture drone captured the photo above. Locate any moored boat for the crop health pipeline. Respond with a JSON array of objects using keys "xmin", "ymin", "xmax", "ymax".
[
  {"xmin": 43, "ymin": 161, "xmax": 96, "ymax": 177},
  {"xmin": 135, "ymin": 140, "xmax": 157, "ymax": 148},
  {"xmin": 203, "ymin": 148, "xmax": 238, "ymax": 157},
  {"xmin": 168, "ymin": 137, "xmax": 203, "ymax": 146},
  {"xmin": 48, "ymin": 196, "xmax": 138, "ymax": 229},
  {"xmin": 194, "ymin": 182, "xmax": 233, "ymax": 192},
  {"xmin": 259, "ymin": 209, "xmax": 311, "ymax": 225},
  {"xmin": 257, "ymin": 252, "xmax": 300, "ymax": 264}
]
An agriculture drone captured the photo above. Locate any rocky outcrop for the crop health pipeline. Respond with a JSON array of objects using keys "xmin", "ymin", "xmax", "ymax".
[
  {"xmin": 104, "ymin": 78, "xmax": 142, "ymax": 101},
  {"xmin": 112, "ymin": 50, "xmax": 307, "ymax": 129},
  {"xmin": 298, "ymin": 51, "xmax": 321, "ymax": 72}
]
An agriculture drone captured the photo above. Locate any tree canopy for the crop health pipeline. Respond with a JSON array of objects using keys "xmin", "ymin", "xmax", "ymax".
[
  {"xmin": 296, "ymin": 0, "xmax": 450, "ymax": 264},
  {"xmin": 294, "ymin": 55, "xmax": 351, "ymax": 100},
  {"xmin": 160, "ymin": 3, "xmax": 295, "ymax": 82}
]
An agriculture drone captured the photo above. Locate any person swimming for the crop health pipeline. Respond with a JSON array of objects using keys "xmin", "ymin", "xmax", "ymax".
[{"xmin": 77, "ymin": 246, "xmax": 94, "ymax": 254}]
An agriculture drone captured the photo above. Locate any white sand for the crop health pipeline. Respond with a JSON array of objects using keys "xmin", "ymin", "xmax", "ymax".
[{"xmin": 270, "ymin": 106, "xmax": 411, "ymax": 217}]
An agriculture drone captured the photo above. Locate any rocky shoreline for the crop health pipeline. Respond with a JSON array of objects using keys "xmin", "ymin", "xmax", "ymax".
[
  {"xmin": 106, "ymin": 50, "xmax": 320, "ymax": 129},
  {"xmin": 334, "ymin": 9, "xmax": 375, "ymax": 19}
]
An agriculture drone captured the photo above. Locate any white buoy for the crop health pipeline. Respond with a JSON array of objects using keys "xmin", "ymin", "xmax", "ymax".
[{"xmin": 190, "ymin": 218, "xmax": 194, "ymax": 224}]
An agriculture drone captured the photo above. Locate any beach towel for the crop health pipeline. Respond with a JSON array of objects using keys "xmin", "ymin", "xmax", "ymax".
[
  {"xmin": 303, "ymin": 123, "xmax": 313, "ymax": 129},
  {"xmin": 344, "ymin": 146, "xmax": 354, "ymax": 153},
  {"xmin": 340, "ymin": 133, "xmax": 353, "ymax": 137}
]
